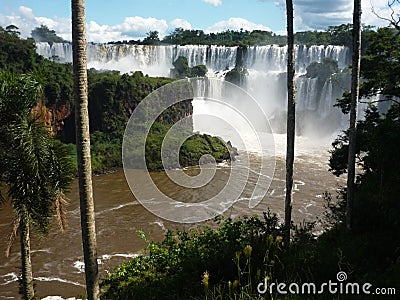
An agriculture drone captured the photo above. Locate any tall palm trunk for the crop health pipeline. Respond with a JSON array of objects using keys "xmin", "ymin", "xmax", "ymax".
[
  {"xmin": 20, "ymin": 214, "xmax": 34, "ymax": 300},
  {"xmin": 346, "ymin": 0, "xmax": 362, "ymax": 232},
  {"xmin": 71, "ymin": 0, "xmax": 99, "ymax": 298},
  {"xmin": 284, "ymin": 0, "xmax": 295, "ymax": 247}
]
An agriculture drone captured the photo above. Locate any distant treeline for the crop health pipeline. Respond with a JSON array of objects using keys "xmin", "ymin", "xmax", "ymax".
[
  {"xmin": 4, "ymin": 22, "xmax": 376, "ymax": 49},
  {"xmin": 109, "ymin": 24, "xmax": 375, "ymax": 49}
]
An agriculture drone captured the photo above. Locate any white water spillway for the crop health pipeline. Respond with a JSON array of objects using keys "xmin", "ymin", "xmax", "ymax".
[{"xmin": 36, "ymin": 43, "xmax": 351, "ymax": 136}]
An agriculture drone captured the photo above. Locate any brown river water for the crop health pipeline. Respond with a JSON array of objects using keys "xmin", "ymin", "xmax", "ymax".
[{"xmin": 0, "ymin": 134, "xmax": 344, "ymax": 299}]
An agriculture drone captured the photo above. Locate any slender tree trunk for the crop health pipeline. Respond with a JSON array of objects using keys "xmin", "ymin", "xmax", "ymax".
[
  {"xmin": 284, "ymin": 0, "xmax": 295, "ymax": 247},
  {"xmin": 346, "ymin": 0, "xmax": 362, "ymax": 232},
  {"xmin": 20, "ymin": 216, "xmax": 34, "ymax": 300},
  {"xmin": 71, "ymin": 0, "xmax": 99, "ymax": 298}
]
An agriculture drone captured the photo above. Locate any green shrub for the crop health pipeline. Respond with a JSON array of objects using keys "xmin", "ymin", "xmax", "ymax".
[{"xmin": 101, "ymin": 211, "xmax": 287, "ymax": 299}]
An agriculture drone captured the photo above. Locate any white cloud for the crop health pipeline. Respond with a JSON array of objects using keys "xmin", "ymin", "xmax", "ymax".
[
  {"xmin": 0, "ymin": 6, "xmax": 171, "ymax": 43},
  {"xmin": 202, "ymin": 0, "xmax": 222, "ymax": 7},
  {"xmin": 114, "ymin": 16, "xmax": 168, "ymax": 37},
  {"xmin": 86, "ymin": 17, "xmax": 169, "ymax": 42},
  {"xmin": 86, "ymin": 21, "xmax": 118, "ymax": 43},
  {"xmin": 261, "ymin": 0, "xmax": 399, "ymax": 30},
  {"xmin": 363, "ymin": 0, "xmax": 400, "ymax": 28},
  {"xmin": 206, "ymin": 17, "xmax": 271, "ymax": 33},
  {"xmin": 1, "ymin": 2, "xmax": 398, "ymax": 44},
  {"xmin": 291, "ymin": 0, "xmax": 353, "ymax": 30},
  {"xmin": 170, "ymin": 19, "xmax": 192, "ymax": 30},
  {"xmin": 0, "ymin": 6, "xmax": 71, "ymax": 41},
  {"xmin": 19, "ymin": 6, "xmax": 34, "ymax": 19}
]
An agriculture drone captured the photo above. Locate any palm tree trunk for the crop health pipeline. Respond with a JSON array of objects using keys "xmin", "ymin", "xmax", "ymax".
[
  {"xmin": 284, "ymin": 0, "xmax": 295, "ymax": 247},
  {"xmin": 346, "ymin": 0, "xmax": 362, "ymax": 232},
  {"xmin": 71, "ymin": 0, "xmax": 99, "ymax": 298},
  {"xmin": 20, "ymin": 216, "xmax": 34, "ymax": 300}
]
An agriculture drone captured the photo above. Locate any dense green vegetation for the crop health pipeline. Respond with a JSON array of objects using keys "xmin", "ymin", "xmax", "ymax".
[
  {"xmin": 0, "ymin": 72, "xmax": 74, "ymax": 299},
  {"xmin": 0, "ymin": 71, "xmax": 74, "ymax": 231},
  {"xmin": 170, "ymin": 56, "xmax": 208, "ymax": 79},
  {"xmin": 0, "ymin": 27, "xmax": 37, "ymax": 73},
  {"xmin": 134, "ymin": 122, "xmax": 232, "ymax": 171},
  {"xmin": 85, "ymin": 122, "xmax": 233, "ymax": 173},
  {"xmin": 304, "ymin": 58, "xmax": 339, "ymax": 81},
  {"xmin": 225, "ymin": 67, "xmax": 249, "ymax": 86},
  {"xmin": 303, "ymin": 57, "xmax": 351, "ymax": 101},
  {"xmin": 330, "ymin": 26, "xmax": 400, "ymax": 236},
  {"xmin": 109, "ymin": 24, "xmax": 375, "ymax": 49},
  {"xmin": 101, "ymin": 212, "xmax": 286, "ymax": 299},
  {"xmin": 31, "ymin": 25, "xmax": 67, "ymax": 44}
]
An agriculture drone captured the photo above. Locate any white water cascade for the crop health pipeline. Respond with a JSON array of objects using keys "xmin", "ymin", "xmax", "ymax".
[{"xmin": 36, "ymin": 42, "xmax": 351, "ymax": 135}]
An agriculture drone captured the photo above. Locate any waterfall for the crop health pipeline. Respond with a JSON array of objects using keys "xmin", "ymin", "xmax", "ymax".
[
  {"xmin": 297, "ymin": 77, "xmax": 319, "ymax": 111},
  {"xmin": 35, "ymin": 42, "xmax": 351, "ymax": 135},
  {"xmin": 35, "ymin": 43, "xmax": 349, "ymax": 76},
  {"xmin": 319, "ymin": 79, "xmax": 334, "ymax": 118}
]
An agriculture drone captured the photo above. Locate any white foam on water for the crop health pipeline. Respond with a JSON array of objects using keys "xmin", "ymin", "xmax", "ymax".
[
  {"xmin": 35, "ymin": 276, "xmax": 84, "ymax": 287},
  {"xmin": 95, "ymin": 201, "xmax": 138, "ymax": 216},
  {"xmin": 73, "ymin": 258, "xmax": 102, "ymax": 273},
  {"xmin": 31, "ymin": 248, "xmax": 52, "ymax": 254},
  {"xmin": 101, "ymin": 253, "xmax": 139, "ymax": 260},
  {"xmin": 72, "ymin": 260, "xmax": 85, "ymax": 273},
  {"xmin": 74, "ymin": 253, "xmax": 139, "ymax": 273},
  {"xmin": 151, "ymin": 220, "xmax": 167, "ymax": 233},
  {"xmin": 293, "ymin": 180, "xmax": 305, "ymax": 191},
  {"xmin": 217, "ymin": 160, "xmax": 230, "ymax": 168},
  {"xmin": 0, "ymin": 272, "xmax": 18, "ymax": 285}
]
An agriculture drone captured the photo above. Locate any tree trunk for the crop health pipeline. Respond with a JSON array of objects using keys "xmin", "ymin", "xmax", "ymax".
[
  {"xmin": 71, "ymin": 0, "xmax": 99, "ymax": 298},
  {"xmin": 346, "ymin": 0, "xmax": 362, "ymax": 232},
  {"xmin": 284, "ymin": 0, "xmax": 295, "ymax": 247},
  {"xmin": 20, "ymin": 216, "xmax": 34, "ymax": 300}
]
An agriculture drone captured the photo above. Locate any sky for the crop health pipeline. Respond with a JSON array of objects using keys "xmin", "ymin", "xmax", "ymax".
[{"xmin": 0, "ymin": 0, "xmax": 398, "ymax": 43}]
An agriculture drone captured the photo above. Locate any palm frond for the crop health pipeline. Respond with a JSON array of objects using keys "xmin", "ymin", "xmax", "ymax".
[
  {"xmin": 54, "ymin": 192, "xmax": 68, "ymax": 233},
  {"xmin": 0, "ymin": 71, "xmax": 73, "ymax": 239},
  {"xmin": 0, "ymin": 191, "xmax": 5, "ymax": 205},
  {"xmin": 5, "ymin": 216, "xmax": 20, "ymax": 257}
]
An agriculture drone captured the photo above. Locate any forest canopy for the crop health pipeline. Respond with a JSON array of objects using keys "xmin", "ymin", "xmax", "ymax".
[{"xmin": 108, "ymin": 24, "xmax": 375, "ymax": 48}]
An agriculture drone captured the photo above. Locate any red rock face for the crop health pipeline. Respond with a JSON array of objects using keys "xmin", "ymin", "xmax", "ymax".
[{"xmin": 32, "ymin": 102, "xmax": 71, "ymax": 135}]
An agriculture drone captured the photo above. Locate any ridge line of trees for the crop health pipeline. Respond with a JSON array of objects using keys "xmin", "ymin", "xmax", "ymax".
[
  {"xmin": 5, "ymin": 23, "xmax": 376, "ymax": 49},
  {"xmin": 108, "ymin": 24, "xmax": 375, "ymax": 48}
]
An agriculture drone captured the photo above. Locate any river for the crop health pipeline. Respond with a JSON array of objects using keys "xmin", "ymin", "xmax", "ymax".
[{"xmin": 0, "ymin": 134, "xmax": 344, "ymax": 299}]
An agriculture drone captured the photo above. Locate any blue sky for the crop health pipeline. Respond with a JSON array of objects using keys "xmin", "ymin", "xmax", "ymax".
[{"xmin": 0, "ymin": 0, "xmax": 398, "ymax": 43}]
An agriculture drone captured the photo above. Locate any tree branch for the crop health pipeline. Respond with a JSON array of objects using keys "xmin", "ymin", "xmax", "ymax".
[
  {"xmin": 360, "ymin": 98, "xmax": 400, "ymax": 105},
  {"xmin": 370, "ymin": 0, "xmax": 400, "ymax": 30}
]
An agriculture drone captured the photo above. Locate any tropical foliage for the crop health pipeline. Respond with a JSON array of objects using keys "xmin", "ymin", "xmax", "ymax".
[
  {"xmin": 31, "ymin": 25, "xmax": 66, "ymax": 43},
  {"xmin": 0, "ymin": 72, "xmax": 73, "ymax": 299},
  {"xmin": 101, "ymin": 212, "xmax": 288, "ymax": 299},
  {"xmin": 170, "ymin": 56, "xmax": 208, "ymax": 79}
]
